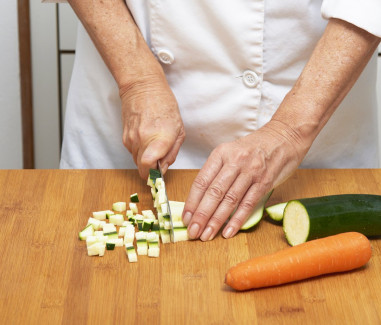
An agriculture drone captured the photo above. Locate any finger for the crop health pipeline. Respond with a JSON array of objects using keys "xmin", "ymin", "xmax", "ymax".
[
  {"xmin": 222, "ymin": 183, "xmax": 267, "ymax": 239},
  {"xmin": 186, "ymin": 165, "xmax": 240, "ymax": 240},
  {"xmin": 122, "ymin": 128, "xmax": 132, "ymax": 153},
  {"xmin": 199, "ymin": 173, "xmax": 252, "ymax": 241},
  {"xmin": 130, "ymin": 131, "xmax": 141, "ymax": 166},
  {"xmin": 159, "ymin": 131, "xmax": 185, "ymax": 174},
  {"xmin": 138, "ymin": 137, "xmax": 172, "ymax": 179},
  {"xmin": 182, "ymin": 154, "xmax": 223, "ymax": 226}
]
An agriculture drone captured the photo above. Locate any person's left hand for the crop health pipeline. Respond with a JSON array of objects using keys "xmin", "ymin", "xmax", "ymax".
[{"xmin": 182, "ymin": 119, "xmax": 309, "ymax": 241}]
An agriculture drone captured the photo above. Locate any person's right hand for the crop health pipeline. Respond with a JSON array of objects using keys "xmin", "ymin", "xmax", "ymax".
[{"xmin": 119, "ymin": 71, "xmax": 185, "ymax": 180}]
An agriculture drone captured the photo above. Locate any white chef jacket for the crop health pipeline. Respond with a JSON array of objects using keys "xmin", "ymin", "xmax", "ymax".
[{"xmin": 59, "ymin": 0, "xmax": 381, "ymax": 169}]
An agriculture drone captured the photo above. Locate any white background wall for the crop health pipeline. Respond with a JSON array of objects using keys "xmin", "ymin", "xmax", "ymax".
[
  {"xmin": 0, "ymin": 1, "xmax": 23, "ymax": 168},
  {"xmin": 1, "ymin": 4, "xmax": 381, "ymax": 169}
]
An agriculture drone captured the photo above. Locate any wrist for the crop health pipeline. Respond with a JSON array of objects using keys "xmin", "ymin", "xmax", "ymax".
[
  {"xmin": 116, "ymin": 46, "xmax": 166, "ymax": 95},
  {"xmin": 267, "ymin": 92, "xmax": 320, "ymax": 158}
]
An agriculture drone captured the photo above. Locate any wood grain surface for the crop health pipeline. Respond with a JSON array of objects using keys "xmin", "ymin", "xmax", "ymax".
[{"xmin": 0, "ymin": 169, "xmax": 380, "ymax": 325}]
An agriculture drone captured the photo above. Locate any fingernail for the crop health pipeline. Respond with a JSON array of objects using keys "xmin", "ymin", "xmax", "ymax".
[
  {"xmin": 182, "ymin": 212, "xmax": 192, "ymax": 225},
  {"xmin": 188, "ymin": 223, "xmax": 200, "ymax": 239},
  {"xmin": 200, "ymin": 226, "xmax": 213, "ymax": 242},
  {"xmin": 223, "ymin": 226, "xmax": 234, "ymax": 239}
]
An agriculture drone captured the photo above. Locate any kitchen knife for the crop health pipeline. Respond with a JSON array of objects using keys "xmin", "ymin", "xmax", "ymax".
[{"xmin": 158, "ymin": 161, "xmax": 175, "ymax": 243}]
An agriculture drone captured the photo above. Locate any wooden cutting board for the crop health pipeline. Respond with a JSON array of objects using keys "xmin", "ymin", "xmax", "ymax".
[{"xmin": 0, "ymin": 169, "xmax": 380, "ymax": 324}]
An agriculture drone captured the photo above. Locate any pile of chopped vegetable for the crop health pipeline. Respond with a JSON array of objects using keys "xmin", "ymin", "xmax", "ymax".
[{"xmin": 78, "ymin": 169, "xmax": 189, "ymax": 262}]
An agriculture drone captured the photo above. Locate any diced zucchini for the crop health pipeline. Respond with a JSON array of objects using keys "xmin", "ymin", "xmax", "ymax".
[
  {"xmin": 160, "ymin": 229, "xmax": 171, "ymax": 244},
  {"xmin": 172, "ymin": 221, "xmax": 185, "ymax": 228},
  {"xmin": 130, "ymin": 193, "xmax": 139, "ymax": 203},
  {"xmin": 106, "ymin": 243, "xmax": 115, "ymax": 250},
  {"xmin": 134, "ymin": 214, "xmax": 144, "ymax": 221},
  {"xmin": 135, "ymin": 231, "xmax": 148, "ymax": 240},
  {"xmin": 169, "ymin": 201, "xmax": 185, "ymax": 221},
  {"xmin": 164, "ymin": 221, "xmax": 171, "ymax": 230},
  {"xmin": 125, "ymin": 244, "xmax": 138, "ymax": 263},
  {"xmin": 147, "ymin": 232, "xmax": 159, "ymax": 242},
  {"xmin": 161, "ymin": 204, "xmax": 168, "ymax": 215},
  {"xmin": 92, "ymin": 211, "xmax": 108, "ymax": 220},
  {"xmin": 152, "ymin": 222, "xmax": 160, "ymax": 234},
  {"xmin": 99, "ymin": 221, "xmax": 107, "ymax": 229},
  {"xmin": 87, "ymin": 217, "xmax": 101, "ymax": 230},
  {"xmin": 124, "ymin": 234, "xmax": 135, "ymax": 244},
  {"xmin": 147, "ymin": 176, "xmax": 154, "ymax": 188},
  {"xmin": 109, "ymin": 214, "xmax": 124, "ymax": 226},
  {"xmin": 126, "ymin": 210, "xmax": 134, "ymax": 217},
  {"xmin": 124, "ymin": 226, "xmax": 135, "ymax": 244},
  {"xmin": 173, "ymin": 227, "xmax": 189, "ymax": 243},
  {"xmin": 148, "ymin": 242, "xmax": 160, "ymax": 257},
  {"xmin": 142, "ymin": 210, "xmax": 155, "ymax": 219},
  {"xmin": 102, "ymin": 223, "xmax": 116, "ymax": 233},
  {"xmin": 122, "ymin": 220, "xmax": 132, "ymax": 227},
  {"xmin": 129, "ymin": 203, "xmax": 138, "ymax": 214},
  {"xmin": 86, "ymin": 235, "xmax": 98, "ymax": 247},
  {"xmin": 106, "ymin": 238, "xmax": 123, "ymax": 247},
  {"xmin": 105, "ymin": 210, "xmax": 115, "ymax": 219},
  {"xmin": 136, "ymin": 239, "xmax": 148, "ymax": 255},
  {"xmin": 112, "ymin": 202, "xmax": 127, "ymax": 212},
  {"xmin": 118, "ymin": 227, "xmax": 126, "ymax": 237},
  {"xmin": 150, "ymin": 187, "xmax": 156, "ymax": 199},
  {"xmin": 87, "ymin": 242, "xmax": 106, "ymax": 256},
  {"xmin": 137, "ymin": 221, "xmax": 143, "ymax": 231},
  {"xmin": 155, "ymin": 178, "xmax": 163, "ymax": 189},
  {"xmin": 104, "ymin": 231, "xmax": 118, "ymax": 239},
  {"xmin": 79, "ymin": 224, "xmax": 94, "ymax": 240},
  {"xmin": 142, "ymin": 219, "xmax": 154, "ymax": 231},
  {"xmin": 149, "ymin": 169, "xmax": 161, "ymax": 184},
  {"xmin": 94, "ymin": 230, "xmax": 104, "ymax": 237},
  {"xmin": 157, "ymin": 191, "xmax": 167, "ymax": 206}
]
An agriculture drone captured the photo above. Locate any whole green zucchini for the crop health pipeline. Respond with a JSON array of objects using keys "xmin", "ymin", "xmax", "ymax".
[{"xmin": 283, "ymin": 194, "xmax": 381, "ymax": 246}]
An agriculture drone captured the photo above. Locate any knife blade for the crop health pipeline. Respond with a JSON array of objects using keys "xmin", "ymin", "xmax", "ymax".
[{"xmin": 157, "ymin": 161, "xmax": 175, "ymax": 243}]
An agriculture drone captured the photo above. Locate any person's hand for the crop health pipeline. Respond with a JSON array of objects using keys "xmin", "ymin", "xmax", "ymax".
[
  {"xmin": 182, "ymin": 119, "xmax": 309, "ymax": 241},
  {"xmin": 119, "ymin": 72, "xmax": 185, "ymax": 179}
]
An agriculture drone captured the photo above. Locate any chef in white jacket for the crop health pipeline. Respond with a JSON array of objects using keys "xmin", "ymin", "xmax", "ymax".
[{"xmin": 59, "ymin": 0, "xmax": 381, "ymax": 241}]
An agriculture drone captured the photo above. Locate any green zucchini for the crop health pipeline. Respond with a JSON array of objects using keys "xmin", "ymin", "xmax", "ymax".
[
  {"xmin": 265, "ymin": 202, "xmax": 287, "ymax": 222},
  {"xmin": 283, "ymin": 194, "xmax": 381, "ymax": 246},
  {"xmin": 130, "ymin": 193, "xmax": 139, "ymax": 203}
]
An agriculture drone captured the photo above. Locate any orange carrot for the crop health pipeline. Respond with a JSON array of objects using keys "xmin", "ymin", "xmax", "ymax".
[{"xmin": 225, "ymin": 232, "xmax": 371, "ymax": 291}]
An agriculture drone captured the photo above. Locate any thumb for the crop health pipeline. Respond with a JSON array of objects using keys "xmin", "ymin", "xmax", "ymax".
[{"xmin": 139, "ymin": 137, "xmax": 171, "ymax": 177}]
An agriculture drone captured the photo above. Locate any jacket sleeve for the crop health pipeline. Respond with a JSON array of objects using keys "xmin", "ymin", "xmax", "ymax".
[{"xmin": 321, "ymin": 0, "xmax": 381, "ymax": 38}]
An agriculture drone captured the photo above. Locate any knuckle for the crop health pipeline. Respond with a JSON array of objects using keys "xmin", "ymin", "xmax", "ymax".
[
  {"xmin": 228, "ymin": 216, "xmax": 245, "ymax": 229},
  {"xmin": 223, "ymin": 190, "xmax": 239, "ymax": 206},
  {"xmin": 137, "ymin": 128, "xmax": 149, "ymax": 141},
  {"xmin": 206, "ymin": 184, "xmax": 224, "ymax": 201},
  {"xmin": 193, "ymin": 175, "xmax": 210, "ymax": 192},
  {"xmin": 239, "ymin": 199, "xmax": 256, "ymax": 212},
  {"xmin": 208, "ymin": 214, "xmax": 226, "ymax": 228},
  {"xmin": 194, "ymin": 209, "xmax": 211, "ymax": 223}
]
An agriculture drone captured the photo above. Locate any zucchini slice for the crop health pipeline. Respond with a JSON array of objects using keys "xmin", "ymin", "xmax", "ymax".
[
  {"xmin": 265, "ymin": 202, "xmax": 287, "ymax": 222},
  {"xmin": 283, "ymin": 194, "xmax": 381, "ymax": 246},
  {"xmin": 240, "ymin": 191, "xmax": 273, "ymax": 230}
]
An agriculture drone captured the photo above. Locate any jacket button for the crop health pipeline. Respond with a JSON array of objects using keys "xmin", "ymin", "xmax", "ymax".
[
  {"xmin": 242, "ymin": 70, "xmax": 259, "ymax": 88},
  {"xmin": 157, "ymin": 49, "xmax": 175, "ymax": 65}
]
